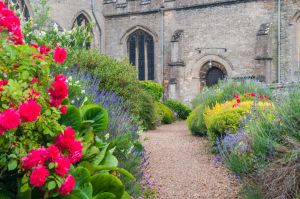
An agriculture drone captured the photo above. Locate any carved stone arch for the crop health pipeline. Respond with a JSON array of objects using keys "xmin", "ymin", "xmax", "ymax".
[
  {"xmin": 6, "ymin": 0, "xmax": 33, "ymax": 19},
  {"xmin": 191, "ymin": 54, "xmax": 233, "ymax": 88},
  {"xmin": 71, "ymin": 10, "xmax": 93, "ymax": 29},
  {"xmin": 120, "ymin": 25, "xmax": 159, "ymax": 45}
]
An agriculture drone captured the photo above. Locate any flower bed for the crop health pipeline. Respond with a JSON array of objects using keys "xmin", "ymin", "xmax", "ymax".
[{"xmin": 0, "ymin": 4, "xmax": 134, "ymax": 198}]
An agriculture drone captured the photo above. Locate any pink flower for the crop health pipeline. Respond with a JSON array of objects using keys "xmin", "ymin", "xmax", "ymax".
[
  {"xmin": 19, "ymin": 100, "xmax": 41, "ymax": 122},
  {"xmin": 49, "ymin": 79, "xmax": 68, "ymax": 100},
  {"xmin": 49, "ymin": 98, "xmax": 63, "ymax": 107},
  {"xmin": 0, "ymin": 108, "xmax": 20, "ymax": 131},
  {"xmin": 55, "ymin": 157, "xmax": 71, "ymax": 176},
  {"xmin": 60, "ymin": 105, "xmax": 67, "ymax": 114},
  {"xmin": 68, "ymin": 141, "xmax": 82, "ymax": 164},
  {"xmin": 0, "ymin": 80, "xmax": 8, "ymax": 86},
  {"xmin": 29, "ymin": 166, "xmax": 49, "ymax": 187},
  {"xmin": 53, "ymin": 47, "xmax": 67, "ymax": 64},
  {"xmin": 55, "ymin": 127, "xmax": 75, "ymax": 149},
  {"xmin": 30, "ymin": 43, "xmax": 38, "ymax": 49},
  {"xmin": 39, "ymin": 46, "xmax": 50, "ymax": 55},
  {"xmin": 47, "ymin": 145, "xmax": 62, "ymax": 161},
  {"xmin": 31, "ymin": 77, "xmax": 39, "ymax": 84},
  {"xmin": 22, "ymin": 147, "xmax": 48, "ymax": 170},
  {"xmin": 55, "ymin": 74, "xmax": 67, "ymax": 82},
  {"xmin": 59, "ymin": 175, "xmax": 75, "ymax": 195}
]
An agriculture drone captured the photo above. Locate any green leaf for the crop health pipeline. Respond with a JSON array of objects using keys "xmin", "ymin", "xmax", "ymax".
[
  {"xmin": 49, "ymin": 162, "xmax": 55, "ymax": 169},
  {"xmin": 91, "ymin": 144, "xmax": 109, "ymax": 166},
  {"xmin": 102, "ymin": 153, "xmax": 118, "ymax": 167},
  {"xmin": 94, "ymin": 192, "xmax": 116, "ymax": 199},
  {"xmin": 59, "ymin": 105, "xmax": 82, "ymax": 130},
  {"xmin": 83, "ymin": 146, "xmax": 100, "ymax": 160},
  {"xmin": 121, "ymin": 192, "xmax": 131, "ymax": 199},
  {"xmin": 71, "ymin": 167, "xmax": 91, "ymax": 188},
  {"xmin": 8, "ymin": 159, "xmax": 17, "ymax": 171},
  {"xmin": 90, "ymin": 174, "xmax": 125, "ymax": 198},
  {"xmin": 80, "ymin": 104, "xmax": 108, "ymax": 133},
  {"xmin": 47, "ymin": 181, "xmax": 56, "ymax": 191}
]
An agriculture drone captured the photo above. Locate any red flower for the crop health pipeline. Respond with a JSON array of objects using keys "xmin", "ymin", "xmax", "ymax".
[
  {"xmin": 53, "ymin": 47, "xmax": 67, "ymax": 64},
  {"xmin": 50, "ymin": 98, "xmax": 63, "ymax": 107},
  {"xmin": 55, "ymin": 157, "xmax": 71, "ymax": 176},
  {"xmin": 22, "ymin": 147, "xmax": 48, "ymax": 170},
  {"xmin": 29, "ymin": 166, "xmax": 49, "ymax": 187},
  {"xmin": 31, "ymin": 77, "xmax": 39, "ymax": 84},
  {"xmin": 0, "ymin": 80, "xmax": 8, "ymax": 86},
  {"xmin": 19, "ymin": 100, "xmax": 41, "ymax": 122},
  {"xmin": 249, "ymin": 92, "xmax": 256, "ymax": 97},
  {"xmin": 55, "ymin": 127, "xmax": 76, "ymax": 149},
  {"xmin": 55, "ymin": 74, "xmax": 67, "ymax": 82},
  {"xmin": 30, "ymin": 43, "xmax": 38, "ymax": 49},
  {"xmin": 59, "ymin": 175, "xmax": 75, "ymax": 195},
  {"xmin": 47, "ymin": 145, "xmax": 62, "ymax": 161},
  {"xmin": 60, "ymin": 105, "xmax": 67, "ymax": 114},
  {"xmin": 39, "ymin": 46, "xmax": 51, "ymax": 55},
  {"xmin": 68, "ymin": 141, "xmax": 82, "ymax": 164},
  {"xmin": 0, "ymin": 108, "xmax": 20, "ymax": 131},
  {"xmin": 49, "ymin": 79, "xmax": 68, "ymax": 100},
  {"xmin": 236, "ymin": 98, "xmax": 241, "ymax": 104}
]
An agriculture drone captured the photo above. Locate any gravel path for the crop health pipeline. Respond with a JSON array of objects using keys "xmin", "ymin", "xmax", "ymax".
[{"xmin": 141, "ymin": 121, "xmax": 239, "ymax": 199}]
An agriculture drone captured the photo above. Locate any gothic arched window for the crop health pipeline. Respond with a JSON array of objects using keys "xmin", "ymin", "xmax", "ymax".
[
  {"xmin": 127, "ymin": 30, "xmax": 154, "ymax": 80},
  {"xmin": 6, "ymin": 0, "xmax": 30, "ymax": 20},
  {"xmin": 72, "ymin": 13, "xmax": 93, "ymax": 48}
]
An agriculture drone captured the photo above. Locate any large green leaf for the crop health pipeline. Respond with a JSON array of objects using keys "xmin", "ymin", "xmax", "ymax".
[
  {"xmin": 59, "ymin": 105, "xmax": 82, "ymax": 130},
  {"xmin": 80, "ymin": 104, "xmax": 108, "ymax": 133},
  {"xmin": 94, "ymin": 192, "xmax": 116, "ymax": 199},
  {"xmin": 121, "ymin": 192, "xmax": 131, "ymax": 199},
  {"xmin": 91, "ymin": 144, "xmax": 109, "ymax": 166},
  {"xmin": 90, "ymin": 174, "xmax": 124, "ymax": 198},
  {"xmin": 71, "ymin": 167, "xmax": 91, "ymax": 188},
  {"xmin": 101, "ymin": 153, "xmax": 118, "ymax": 167}
]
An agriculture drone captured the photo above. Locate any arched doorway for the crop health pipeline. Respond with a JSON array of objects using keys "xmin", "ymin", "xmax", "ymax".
[
  {"xmin": 200, "ymin": 61, "xmax": 227, "ymax": 88},
  {"xmin": 127, "ymin": 30, "xmax": 154, "ymax": 80},
  {"xmin": 206, "ymin": 67, "xmax": 225, "ymax": 87},
  {"xmin": 72, "ymin": 13, "xmax": 93, "ymax": 49}
]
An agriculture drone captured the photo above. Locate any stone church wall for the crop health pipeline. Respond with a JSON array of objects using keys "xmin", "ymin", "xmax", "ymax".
[{"xmin": 27, "ymin": 0, "xmax": 300, "ymax": 104}]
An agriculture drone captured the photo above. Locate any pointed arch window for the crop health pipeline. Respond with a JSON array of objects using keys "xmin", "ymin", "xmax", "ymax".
[
  {"xmin": 6, "ymin": 0, "xmax": 30, "ymax": 20},
  {"xmin": 127, "ymin": 30, "xmax": 154, "ymax": 80},
  {"xmin": 72, "ymin": 13, "xmax": 93, "ymax": 49}
]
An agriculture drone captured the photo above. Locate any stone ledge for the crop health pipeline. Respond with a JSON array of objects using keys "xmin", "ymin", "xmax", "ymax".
[{"xmin": 168, "ymin": 61, "xmax": 185, "ymax": 67}]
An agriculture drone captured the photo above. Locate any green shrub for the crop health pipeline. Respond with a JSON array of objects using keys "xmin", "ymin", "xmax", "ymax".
[
  {"xmin": 63, "ymin": 49, "xmax": 157, "ymax": 130},
  {"xmin": 140, "ymin": 80, "xmax": 163, "ymax": 101},
  {"xmin": 138, "ymin": 90, "xmax": 157, "ymax": 129},
  {"xmin": 205, "ymin": 107, "xmax": 249, "ymax": 141},
  {"xmin": 155, "ymin": 102, "xmax": 175, "ymax": 124},
  {"xmin": 226, "ymin": 152, "xmax": 254, "ymax": 175},
  {"xmin": 186, "ymin": 105, "xmax": 207, "ymax": 136},
  {"xmin": 164, "ymin": 99, "xmax": 191, "ymax": 120}
]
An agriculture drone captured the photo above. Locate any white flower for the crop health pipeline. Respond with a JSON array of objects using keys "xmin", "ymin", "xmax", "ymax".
[
  {"xmin": 104, "ymin": 133, "xmax": 110, "ymax": 140},
  {"xmin": 71, "ymin": 100, "xmax": 75, "ymax": 104},
  {"xmin": 53, "ymin": 23, "xmax": 58, "ymax": 32},
  {"xmin": 75, "ymin": 81, "xmax": 79, "ymax": 84},
  {"xmin": 81, "ymin": 90, "xmax": 86, "ymax": 94}
]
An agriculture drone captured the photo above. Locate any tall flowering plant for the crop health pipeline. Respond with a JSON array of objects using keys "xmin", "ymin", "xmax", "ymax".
[{"xmin": 0, "ymin": 2, "xmax": 82, "ymax": 198}]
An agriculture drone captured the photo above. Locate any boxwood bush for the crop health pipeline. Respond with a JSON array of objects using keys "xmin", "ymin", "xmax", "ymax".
[
  {"xmin": 140, "ymin": 80, "xmax": 163, "ymax": 101},
  {"xmin": 164, "ymin": 99, "xmax": 191, "ymax": 120},
  {"xmin": 186, "ymin": 105, "xmax": 207, "ymax": 136},
  {"xmin": 155, "ymin": 102, "xmax": 175, "ymax": 124}
]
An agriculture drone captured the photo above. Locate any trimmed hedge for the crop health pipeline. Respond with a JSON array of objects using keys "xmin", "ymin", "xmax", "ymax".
[
  {"xmin": 186, "ymin": 105, "xmax": 207, "ymax": 136},
  {"xmin": 155, "ymin": 102, "xmax": 175, "ymax": 124},
  {"xmin": 164, "ymin": 99, "xmax": 191, "ymax": 120},
  {"xmin": 140, "ymin": 81, "xmax": 163, "ymax": 101}
]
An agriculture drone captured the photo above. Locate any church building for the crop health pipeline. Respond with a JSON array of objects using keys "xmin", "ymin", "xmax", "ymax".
[{"xmin": 16, "ymin": 0, "xmax": 300, "ymax": 103}]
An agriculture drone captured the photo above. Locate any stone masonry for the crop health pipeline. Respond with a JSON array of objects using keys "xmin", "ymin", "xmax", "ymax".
[{"xmin": 24, "ymin": 0, "xmax": 300, "ymax": 104}]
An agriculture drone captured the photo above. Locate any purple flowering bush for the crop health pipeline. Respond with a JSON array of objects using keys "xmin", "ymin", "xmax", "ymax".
[{"xmin": 63, "ymin": 67, "xmax": 149, "ymax": 197}]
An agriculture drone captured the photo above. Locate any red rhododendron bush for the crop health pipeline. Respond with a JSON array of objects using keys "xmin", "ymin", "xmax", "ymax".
[
  {"xmin": 0, "ymin": 3, "xmax": 134, "ymax": 199},
  {"xmin": 0, "ymin": 2, "xmax": 81, "ymax": 198}
]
